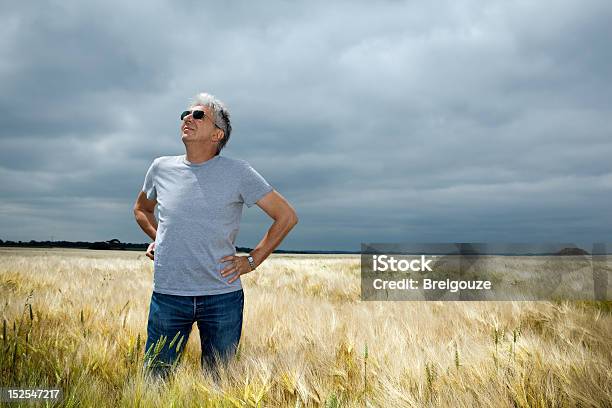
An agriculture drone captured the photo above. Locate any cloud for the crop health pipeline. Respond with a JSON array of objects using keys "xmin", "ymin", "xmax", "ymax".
[{"xmin": 1, "ymin": 0, "xmax": 611, "ymax": 250}]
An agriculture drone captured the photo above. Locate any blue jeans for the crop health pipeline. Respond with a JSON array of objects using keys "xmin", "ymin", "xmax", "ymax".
[{"xmin": 143, "ymin": 289, "xmax": 244, "ymax": 380}]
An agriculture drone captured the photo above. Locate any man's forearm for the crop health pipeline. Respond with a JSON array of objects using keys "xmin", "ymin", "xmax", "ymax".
[
  {"xmin": 134, "ymin": 210, "xmax": 158, "ymax": 241},
  {"xmin": 250, "ymin": 215, "xmax": 298, "ymax": 267}
]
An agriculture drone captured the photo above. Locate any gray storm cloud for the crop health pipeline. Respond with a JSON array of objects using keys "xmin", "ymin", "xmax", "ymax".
[{"xmin": 0, "ymin": 0, "xmax": 611, "ymax": 250}]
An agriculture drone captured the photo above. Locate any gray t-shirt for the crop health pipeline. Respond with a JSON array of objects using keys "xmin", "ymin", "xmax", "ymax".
[{"xmin": 141, "ymin": 154, "xmax": 273, "ymax": 295}]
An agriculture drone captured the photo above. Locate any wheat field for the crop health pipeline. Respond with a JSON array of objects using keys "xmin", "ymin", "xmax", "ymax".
[{"xmin": 0, "ymin": 248, "xmax": 610, "ymax": 407}]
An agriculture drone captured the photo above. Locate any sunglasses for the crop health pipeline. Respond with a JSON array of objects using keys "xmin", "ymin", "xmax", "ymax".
[
  {"xmin": 180, "ymin": 110, "xmax": 225, "ymax": 133},
  {"xmin": 180, "ymin": 110, "xmax": 207, "ymax": 121}
]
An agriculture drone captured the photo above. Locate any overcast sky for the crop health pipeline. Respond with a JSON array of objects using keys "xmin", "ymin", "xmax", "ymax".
[{"xmin": 1, "ymin": 0, "xmax": 611, "ymax": 251}]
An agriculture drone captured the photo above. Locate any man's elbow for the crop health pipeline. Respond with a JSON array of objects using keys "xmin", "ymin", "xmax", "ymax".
[
  {"xmin": 286, "ymin": 210, "xmax": 298, "ymax": 228},
  {"xmin": 133, "ymin": 206, "xmax": 146, "ymax": 220},
  {"xmin": 274, "ymin": 209, "xmax": 298, "ymax": 227}
]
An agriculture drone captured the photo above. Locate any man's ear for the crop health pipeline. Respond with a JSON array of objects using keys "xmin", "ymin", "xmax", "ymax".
[{"xmin": 214, "ymin": 129, "xmax": 225, "ymax": 143}]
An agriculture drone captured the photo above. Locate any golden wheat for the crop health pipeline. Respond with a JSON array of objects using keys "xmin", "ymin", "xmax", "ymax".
[{"xmin": 0, "ymin": 248, "xmax": 610, "ymax": 407}]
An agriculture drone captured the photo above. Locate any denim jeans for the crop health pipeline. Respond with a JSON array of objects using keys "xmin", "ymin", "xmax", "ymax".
[{"xmin": 143, "ymin": 289, "xmax": 244, "ymax": 380}]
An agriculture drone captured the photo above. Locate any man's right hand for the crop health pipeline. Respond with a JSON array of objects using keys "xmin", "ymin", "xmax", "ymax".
[{"xmin": 146, "ymin": 242, "xmax": 155, "ymax": 260}]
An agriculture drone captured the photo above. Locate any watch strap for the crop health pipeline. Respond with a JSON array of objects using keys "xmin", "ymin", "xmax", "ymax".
[{"xmin": 247, "ymin": 255, "xmax": 256, "ymax": 270}]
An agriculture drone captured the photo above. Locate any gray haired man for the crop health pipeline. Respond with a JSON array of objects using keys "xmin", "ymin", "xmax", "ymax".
[{"xmin": 133, "ymin": 92, "xmax": 298, "ymax": 379}]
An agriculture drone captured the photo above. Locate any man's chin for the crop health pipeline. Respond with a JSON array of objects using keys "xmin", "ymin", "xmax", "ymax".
[{"xmin": 181, "ymin": 135, "xmax": 199, "ymax": 144}]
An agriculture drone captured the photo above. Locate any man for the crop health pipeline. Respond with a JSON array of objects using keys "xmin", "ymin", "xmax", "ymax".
[{"xmin": 133, "ymin": 92, "xmax": 298, "ymax": 380}]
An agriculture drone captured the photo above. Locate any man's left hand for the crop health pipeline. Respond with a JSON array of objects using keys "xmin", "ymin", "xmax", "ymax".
[{"xmin": 219, "ymin": 255, "xmax": 254, "ymax": 283}]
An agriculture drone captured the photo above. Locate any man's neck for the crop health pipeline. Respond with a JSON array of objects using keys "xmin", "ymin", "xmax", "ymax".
[{"xmin": 184, "ymin": 144, "xmax": 217, "ymax": 164}]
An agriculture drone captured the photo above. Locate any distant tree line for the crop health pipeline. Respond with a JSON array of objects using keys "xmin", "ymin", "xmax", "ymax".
[
  {"xmin": 0, "ymin": 238, "xmax": 146, "ymax": 251},
  {"xmin": 0, "ymin": 238, "xmax": 332, "ymax": 254}
]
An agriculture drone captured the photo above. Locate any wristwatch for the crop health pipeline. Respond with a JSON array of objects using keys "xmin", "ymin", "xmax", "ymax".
[{"xmin": 247, "ymin": 254, "xmax": 256, "ymax": 271}]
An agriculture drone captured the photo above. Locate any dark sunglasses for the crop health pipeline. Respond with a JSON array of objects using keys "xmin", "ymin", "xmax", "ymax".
[{"xmin": 180, "ymin": 110, "xmax": 207, "ymax": 121}]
